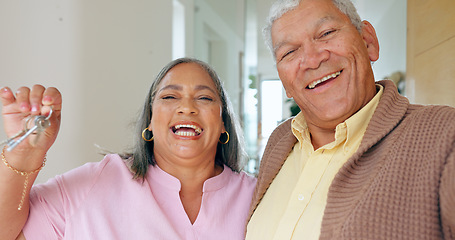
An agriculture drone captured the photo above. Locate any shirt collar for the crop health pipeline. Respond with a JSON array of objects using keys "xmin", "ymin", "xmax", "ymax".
[
  {"xmin": 148, "ymin": 164, "xmax": 231, "ymax": 192},
  {"xmin": 343, "ymin": 84, "xmax": 383, "ymax": 150}
]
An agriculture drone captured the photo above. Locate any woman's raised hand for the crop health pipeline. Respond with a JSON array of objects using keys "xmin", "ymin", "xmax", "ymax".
[{"xmin": 1, "ymin": 85, "xmax": 62, "ymax": 171}]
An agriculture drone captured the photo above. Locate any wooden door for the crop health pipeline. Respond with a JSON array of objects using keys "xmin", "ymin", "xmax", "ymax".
[{"xmin": 406, "ymin": 0, "xmax": 455, "ymax": 106}]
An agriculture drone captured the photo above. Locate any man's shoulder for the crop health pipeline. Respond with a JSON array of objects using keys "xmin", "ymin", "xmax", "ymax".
[
  {"xmin": 272, "ymin": 117, "xmax": 293, "ymax": 133},
  {"xmin": 402, "ymin": 104, "xmax": 455, "ymax": 139},
  {"xmin": 407, "ymin": 104, "xmax": 455, "ymax": 122},
  {"xmin": 266, "ymin": 118, "xmax": 295, "ymax": 143},
  {"xmin": 261, "ymin": 118, "xmax": 297, "ymax": 161}
]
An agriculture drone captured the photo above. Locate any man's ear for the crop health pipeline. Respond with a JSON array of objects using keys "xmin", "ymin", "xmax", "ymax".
[
  {"xmin": 361, "ymin": 20, "xmax": 380, "ymax": 62},
  {"xmin": 285, "ymin": 90, "xmax": 293, "ymax": 99}
]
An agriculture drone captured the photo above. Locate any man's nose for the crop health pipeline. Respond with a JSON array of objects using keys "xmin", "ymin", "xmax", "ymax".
[{"xmin": 299, "ymin": 45, "xmax": 329, "ymax": 69}]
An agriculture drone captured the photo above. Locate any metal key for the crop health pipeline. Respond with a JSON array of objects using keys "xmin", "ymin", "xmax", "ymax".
[
  {"xmin": 0, "ymin": 129, "xmax": 26, "ymax": 147},
  {"xmin": 2, "ymin": 108, "xmax": 53, "ymax": 152},
  {"xmin": 6, "ymin": 116, "xmax": 50, "ymax": 151}
]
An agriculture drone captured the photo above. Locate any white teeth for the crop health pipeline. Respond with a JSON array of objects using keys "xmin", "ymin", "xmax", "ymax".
[
  {"xmin": 173, "ymin": 124, "xmax": 202, "ymax": 135},
  {"xmin": 308, "ymin": 71, "xmax": 341, "ymax": 89},
  {"xmin": 175, "ymin": 131, "xmax": 197, "ymax": 137}
]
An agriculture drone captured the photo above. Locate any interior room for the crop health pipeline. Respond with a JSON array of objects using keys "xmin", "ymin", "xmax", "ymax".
[{"xmin": 1, "ymin": 0, "xmax": 453, "ymax": 183}]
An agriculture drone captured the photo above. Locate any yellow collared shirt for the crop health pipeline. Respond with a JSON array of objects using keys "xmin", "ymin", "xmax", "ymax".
[{"xmin": 246, "ymin": 85, "xmax": 383, "ymax": 240}]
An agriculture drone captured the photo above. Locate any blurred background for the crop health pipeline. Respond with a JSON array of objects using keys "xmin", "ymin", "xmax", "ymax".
[{"xmin": 1, "ymin": 0, "xmax": 453, "ymax": 183}]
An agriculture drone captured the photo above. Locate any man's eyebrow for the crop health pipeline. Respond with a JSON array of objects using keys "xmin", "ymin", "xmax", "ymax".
[
  {"xmin": 273, "ymin": 36, "xmax": 294, "ymax": 57},
  {"xmin": 273, "ymin": 42, "xmax": 286, "ymax": 56},
  {"xmin": 272, "ymin": 16, "xmax": 336, "ymax": 56},
  {"xmin": 315, "ymin": 16, "xmax": 335, "ymax": 28}
]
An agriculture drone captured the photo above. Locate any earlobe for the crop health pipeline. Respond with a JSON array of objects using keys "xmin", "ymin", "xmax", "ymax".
[
  {"xmin": 361, "ymin": 20, "xmax": 380, "ymax": 61},
  {"xmin": 285, "ymin": 90, "xmax": 292, "ymax": 99}
]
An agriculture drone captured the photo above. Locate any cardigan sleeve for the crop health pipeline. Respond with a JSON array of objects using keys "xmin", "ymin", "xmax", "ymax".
[{"xmin": 440, "ymin": 137, "xmax": 455, "ymax": 239}]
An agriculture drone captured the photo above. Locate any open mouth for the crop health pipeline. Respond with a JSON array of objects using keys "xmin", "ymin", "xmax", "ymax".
[
  {"xmin": 307, "ymin": 70, "xmax": 342, "ymax": 89},
  {"xmin": 172, "ymin": 124, "xmax": 203, "ymax": 137}
]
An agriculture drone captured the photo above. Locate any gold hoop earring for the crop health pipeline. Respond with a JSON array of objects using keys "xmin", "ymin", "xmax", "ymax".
[
  {"xmin": 142, "ymin": 128, "xmax": 154, "ymax": 142},
  {"xmin": 219, "ymin": 131, "xmax": 229, "ymax": 144}
]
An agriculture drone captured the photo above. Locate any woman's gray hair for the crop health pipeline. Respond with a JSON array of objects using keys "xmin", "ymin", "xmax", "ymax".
[
  {"xmin": 130, "ymin": 57, "xmax": 247, "ymax": 179},
  {"xmin": 263, "ymin": 0, "xmax": 362, "ymax": 59}
]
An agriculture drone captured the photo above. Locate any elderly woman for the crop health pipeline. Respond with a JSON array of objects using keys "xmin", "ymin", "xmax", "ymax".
[{"xmin": 0, "ymin": 58, "xmax": 256, "ymax": 240}]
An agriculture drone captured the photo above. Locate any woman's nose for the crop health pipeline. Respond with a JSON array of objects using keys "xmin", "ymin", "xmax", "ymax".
[{"xmin": 177, "ymin": 99, "xmax": 198, "ymax": 114}]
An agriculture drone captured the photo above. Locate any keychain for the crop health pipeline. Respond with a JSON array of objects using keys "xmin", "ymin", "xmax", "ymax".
[{"xmin": 0, "ymin": 107, "xmax": 53, "ymax": 151}]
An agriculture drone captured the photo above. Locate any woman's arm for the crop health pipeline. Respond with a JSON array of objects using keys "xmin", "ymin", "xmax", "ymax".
[{"xmin": 0, "ymin": 85, "xmax": 61, "ymax": 240}]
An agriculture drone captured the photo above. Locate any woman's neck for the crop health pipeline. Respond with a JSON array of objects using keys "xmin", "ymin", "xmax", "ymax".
[{"xmin": 155, "ymin": 157, "xmax": 223, "ymax": 224}]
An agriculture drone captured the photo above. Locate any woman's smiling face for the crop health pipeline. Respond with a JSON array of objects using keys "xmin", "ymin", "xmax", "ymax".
[{"xmin": 149, "ymin": 62, "xmax": 225, "ymax": 167}]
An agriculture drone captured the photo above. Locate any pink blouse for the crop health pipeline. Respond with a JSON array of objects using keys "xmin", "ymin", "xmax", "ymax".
[{"xmin": 23, "ymin": 154, "xmax": 256, "ymax": 239}]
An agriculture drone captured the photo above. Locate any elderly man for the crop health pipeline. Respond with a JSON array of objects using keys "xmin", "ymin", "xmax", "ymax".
[{"xmin": 246, "ymin": 0, "xmax": 455, "ymax": 239}]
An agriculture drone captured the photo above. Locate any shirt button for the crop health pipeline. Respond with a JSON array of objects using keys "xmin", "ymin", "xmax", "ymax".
[{"xmin": 298, "ymin": 194, "xmax": 305, "ymax": 201}]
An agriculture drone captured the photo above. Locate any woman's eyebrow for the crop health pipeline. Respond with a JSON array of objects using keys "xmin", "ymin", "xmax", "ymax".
[
  {"xmin": 157, "ymin": 84, "xmax": 182, "ymax": 94},
  {"xmin": 195, "ymin": 85, "xmax": 217, "ymax": 95},
  {"xmin": 158, "ymin": 84, "xmax": 217, "ymax": 95}
]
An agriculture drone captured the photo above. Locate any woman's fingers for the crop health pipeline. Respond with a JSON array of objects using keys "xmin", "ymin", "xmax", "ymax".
[
  {"xmin": 0, "ymin": 87, "xmax": 15, "ymax": 106},
  {"xmin": 14, "ymin": 86, "xmax": 32, "ymax": 114},
  {"xmin": 1, "ymin": 85, "xmax": 62, "ymax": 151},
  {"xmin": 1, "ymin": 85, "xmax": 62, "ymax": 116},
  {"xmin": 42, "ymin": 87, "xmax": 62, "ymax": 115},
  {"xmin": 28, "ymin": 85, "xmax": 46, "ymax": 115}
]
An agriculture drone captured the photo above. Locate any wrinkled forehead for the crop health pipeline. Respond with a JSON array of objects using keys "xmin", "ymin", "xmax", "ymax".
[{"xmin": 268, "ymin": 0, "xmax": 300, "ymax": 24}]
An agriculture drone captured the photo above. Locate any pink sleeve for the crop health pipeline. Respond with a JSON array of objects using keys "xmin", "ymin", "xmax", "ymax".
[{"xmin": 23, "ymin": 156, "xmax": 110, "ymax": 239}]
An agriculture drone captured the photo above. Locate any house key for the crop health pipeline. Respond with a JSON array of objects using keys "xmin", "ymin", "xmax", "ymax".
[{"xmin": 1, "ymin": 108, "xmax": 53, "ymax": 152}]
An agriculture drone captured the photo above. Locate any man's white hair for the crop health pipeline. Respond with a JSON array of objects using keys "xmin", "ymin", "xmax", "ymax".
[{"xmin": 263, "ymin": 0, "xmax": 362, "ymax": 59}]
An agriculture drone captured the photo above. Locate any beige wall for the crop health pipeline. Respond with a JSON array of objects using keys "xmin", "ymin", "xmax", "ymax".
[
  {"xmin": 0, "ymin": 1, "xmax": 173, "ymax": 183},
  {"xmin": 406, "ymin": 0, "xmax": 455, "ymax": 106}
]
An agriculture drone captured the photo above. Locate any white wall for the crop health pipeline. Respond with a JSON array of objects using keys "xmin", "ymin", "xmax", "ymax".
[
  {"xmin": 354, "ymin": 0, "xmax": 407, "ymax": 81},
  {"xmin": 0, "ymin": 0, "xmax": 173, "ymax": 183},
  {"xmin": 193, "ymin": 0, "xmax": 245, "ymax": 116}
]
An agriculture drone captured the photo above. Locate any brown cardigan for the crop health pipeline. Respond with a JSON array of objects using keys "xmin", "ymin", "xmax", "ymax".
[{"xmin": 248, "ymin": 80, "xmax": 455, "ymax": 239}]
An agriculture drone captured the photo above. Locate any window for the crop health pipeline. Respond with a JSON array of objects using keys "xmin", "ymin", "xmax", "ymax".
[{"xmin": 172, "ymin": 0, "xmax": 185, "ymax": 59}]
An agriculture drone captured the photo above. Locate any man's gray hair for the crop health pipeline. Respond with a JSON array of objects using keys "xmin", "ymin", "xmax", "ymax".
[{"xmin": 263, "ymin": 0, "xmax": 362, "ymax": 59}]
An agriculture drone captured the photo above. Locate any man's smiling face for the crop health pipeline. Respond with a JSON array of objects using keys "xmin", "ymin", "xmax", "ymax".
[{"xmin": 272, "ymin": 0, "xmax": 379, "ymax": 130}]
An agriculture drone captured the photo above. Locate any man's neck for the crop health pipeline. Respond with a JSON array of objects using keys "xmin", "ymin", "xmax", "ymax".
[{"xmin": 309, "ymin": 127, "xmax": 336, "ymax": 150}]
